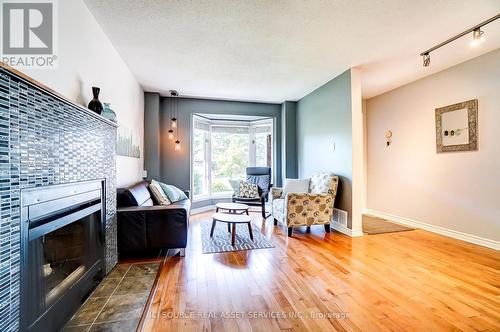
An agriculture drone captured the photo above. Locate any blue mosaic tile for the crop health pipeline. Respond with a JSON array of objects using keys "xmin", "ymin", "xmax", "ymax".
[{"xmin": 0, "ymin": 67, "xmax": 117, "ymax": 331}]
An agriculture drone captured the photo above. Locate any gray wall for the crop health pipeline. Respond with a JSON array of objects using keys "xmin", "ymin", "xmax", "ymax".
[
  {"xmin": 144, "ymin": 95, "xmax": 283, "ymax": 207},
  {"xmin": 144, "ymin": 93, "xmax": 161, "ymax": 180},
  {"xmin": 297, "ymin": 69, "xmax": 353, "ymax": 227},
  {"xmin": 282, "ymin": 101, "xmax": 298, "ymax": 178}
]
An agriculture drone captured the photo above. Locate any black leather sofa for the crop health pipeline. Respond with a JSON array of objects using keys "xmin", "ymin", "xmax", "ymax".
[{"xmin": 116, "ymin": 181, "xmax": 190, "ymax": 257}]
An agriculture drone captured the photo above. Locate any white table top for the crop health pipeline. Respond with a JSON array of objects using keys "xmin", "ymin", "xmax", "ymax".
[
  {"xmin": 213, "ymin": 212, "xmax": 251, "ymax": 223},
  {"xmin": 215, "ymin": 202, "xmax": 249, "ymax": 210}
]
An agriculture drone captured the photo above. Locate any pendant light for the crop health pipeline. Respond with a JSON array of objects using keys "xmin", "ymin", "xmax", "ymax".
[
  {"xmin": 169, "ymin": 90, "xmax": 181, "ymax": 151},
  {"xmin": 170, "ymin": 90, "xmax": 178, "ymax": 129},
  {"xmin": 168, "ymin": 97, "xmax": 175, "ymax": 140}
]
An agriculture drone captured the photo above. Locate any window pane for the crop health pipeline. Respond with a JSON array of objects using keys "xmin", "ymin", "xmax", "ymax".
[
  {"xmin": 192, "ymin": 129, "xmax": 208, "ymax": 197},
  {"xmin": 255, "ymin": 126, "xmax": 272, "ymax": 167},
  {"xmin": 211, "ymin": 131, "xmax": 249, "ymax": 193}
]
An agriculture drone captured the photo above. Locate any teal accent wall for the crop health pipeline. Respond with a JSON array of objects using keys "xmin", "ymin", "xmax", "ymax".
[
  {"xmin": 296, "ymin": 69, "xmax": 353, "ymax": 227},
  {"xmin": 281, "ymin": 101, "xmax": 298, "ymax": 178},
  {"xmin": 144, "ymin": 94, "xmax": 283, "ymax": 208}
]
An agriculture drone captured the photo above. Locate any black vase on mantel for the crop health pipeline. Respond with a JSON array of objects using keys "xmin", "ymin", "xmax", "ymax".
[{"xmin": 88, "ymin": 87, "xmax": 103, "ymax": 115}]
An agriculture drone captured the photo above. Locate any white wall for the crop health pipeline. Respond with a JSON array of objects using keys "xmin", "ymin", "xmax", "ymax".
[
  {"xmin": 366, "ymin": 49, "xmax": 500, "ymax": 242},
  {"xmin": 21, "ymin": 0, "xmax": 144, "ymax": 187}
]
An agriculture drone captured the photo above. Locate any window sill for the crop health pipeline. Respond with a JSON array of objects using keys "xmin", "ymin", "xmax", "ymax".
[{"xmin": 193, "ymin": 193, "xmax": 233, "ymax": 203}]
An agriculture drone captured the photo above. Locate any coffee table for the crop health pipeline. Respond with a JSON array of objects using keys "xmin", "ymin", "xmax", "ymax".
[
  {"xmin": 211, "ymin": 212, "xmax": 253, "ymax": 246},
  {"xmin": 215, "ymin": 202, "xmax": 249, "ymax": 215}
]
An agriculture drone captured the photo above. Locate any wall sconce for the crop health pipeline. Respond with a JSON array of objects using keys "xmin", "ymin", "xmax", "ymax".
[{"xmin": 385, "ymin": 130, "xmax": 392, "ymax": 146}]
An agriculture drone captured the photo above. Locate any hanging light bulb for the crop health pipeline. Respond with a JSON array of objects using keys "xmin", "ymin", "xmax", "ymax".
[
  {"xmin": 174, "ymin": 140, "xmax": 181, "ymax": 151},
  {"xmin": 470, "ymin": 27, "xmax": 485, "ymax": 47},
  {"xmin": 171, "ymin": 117, "xmax": 177, "ymax": 128},
  {"xmin": 168, "ymin": 129, "xmax": 174, "ymax": 140},
  {"xmin": 422, "ymin": 53, "xmax": 430, "ymax": 67}
]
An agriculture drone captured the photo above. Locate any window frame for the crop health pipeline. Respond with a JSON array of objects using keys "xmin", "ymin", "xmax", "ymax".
[{"xmin": 191, "ymin": 115, "xmax": 274, "ymax": 202}]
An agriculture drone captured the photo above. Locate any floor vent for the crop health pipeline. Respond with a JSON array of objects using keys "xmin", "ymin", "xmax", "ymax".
[{"xmin": 333, "ymin": 208, "xmax": 348, "ymax": 226}]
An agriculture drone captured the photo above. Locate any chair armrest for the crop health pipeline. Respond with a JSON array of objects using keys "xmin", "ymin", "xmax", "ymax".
[
  {"xmin": 286, "ymin": 192, "xmax": 333, "ymax": 203},
  {"xmin": 271, "ymin": 187, "xmax": 283, "ymax": 200},
  {"xmin": 285, "ymin": 193, "xmax": 334, "ymax": 227}
]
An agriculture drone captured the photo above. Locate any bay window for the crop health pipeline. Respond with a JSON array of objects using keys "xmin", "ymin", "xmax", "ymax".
[{"xmin": 191, "ymin": 115, "xmax": 273, "ymax": 200}]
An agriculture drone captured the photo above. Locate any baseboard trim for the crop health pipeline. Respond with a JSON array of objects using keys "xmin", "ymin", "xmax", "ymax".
[
  {"xmin": 364, "ymin": 208, "xmax": 499, "ymax": 251},
  {"xmin": 331, "ymin": 222, "xmax": 363, "ymax": 237}
]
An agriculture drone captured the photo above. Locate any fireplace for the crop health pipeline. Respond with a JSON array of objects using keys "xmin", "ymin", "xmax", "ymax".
[{"xmin": 20, "ymin": 180, "xmax": 106, "ymax": 331}]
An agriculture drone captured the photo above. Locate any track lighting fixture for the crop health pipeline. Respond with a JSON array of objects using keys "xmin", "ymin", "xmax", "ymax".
[
  {"xmin": 470, "ymin": 28, "xmax": 485, "ymax": 47},
  {"xmin": 419, "ymin": 14, "xmax": 499, "ymax": 67},
  {"xmin": 422, "ymin": 53, "xmax": 430, "ymax": 67}
]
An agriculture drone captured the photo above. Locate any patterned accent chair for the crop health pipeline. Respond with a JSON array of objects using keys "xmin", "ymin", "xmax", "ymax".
[{"xmin": 271, "ymin": 172, "xmax": 339, "ymax": 237}]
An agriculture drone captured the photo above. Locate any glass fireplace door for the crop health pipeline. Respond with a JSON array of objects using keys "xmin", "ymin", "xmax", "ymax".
[{"xmin": 27, "ymin": 210, "xmax": 101, "ymax": 317}]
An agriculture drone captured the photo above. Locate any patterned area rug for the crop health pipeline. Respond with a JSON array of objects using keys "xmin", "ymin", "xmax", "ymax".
[
  {"xmin": 363, "ymin": 215, "xmax": 415, "ymax": 234},
  {"xmin": 201, "ymin": 220, "xmax": 274, "ymax": 254}
]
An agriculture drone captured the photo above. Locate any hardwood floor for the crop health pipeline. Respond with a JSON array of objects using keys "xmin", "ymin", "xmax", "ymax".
[{"xmin": 140, "ymin": 210, "xmax": 500, "ymax": 331}]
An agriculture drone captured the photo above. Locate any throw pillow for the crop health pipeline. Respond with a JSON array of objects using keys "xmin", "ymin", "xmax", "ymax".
[
  {"xmin": 159, "ymin": 182, "xmax": 188, "ymax": 203},
  {"xmin": 239, "ymin": 181, "xmax": 259, "ymax": 198},
  {"xmin": 283, "ymin": 178, "xmax": 310, "ymax": 196},
  {"xmin": 149, "ymin": 180, "xmax": 171, "ymax": 205}
]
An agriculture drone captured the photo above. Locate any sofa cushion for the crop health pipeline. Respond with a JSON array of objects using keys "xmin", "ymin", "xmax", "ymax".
[
  {"xmin": 149, "ymin": 179, "xmax": 171, "ymax": 205},
  {"xmin": 117, "ymin": 181, "xmax": 153, "ymax": 207},
  {"xmin": 159, "ymin": 182, "xmax": 188, "ymax": 202}
]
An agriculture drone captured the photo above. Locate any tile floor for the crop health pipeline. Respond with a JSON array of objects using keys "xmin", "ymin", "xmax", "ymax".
[{"xmin": 63, "ymin": 262, "xmax": 160, "ymax": 332}]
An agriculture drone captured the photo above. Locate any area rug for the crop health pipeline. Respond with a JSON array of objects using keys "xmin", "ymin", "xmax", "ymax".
[
  {"xmin": 201, "ymin": 220, "xmax": 274, "ymax": 254},
  {"xmin": 64, "ymin": 262, "xmax": 160, "ymax": 331},
  {"xmin": 363, "ymin": 215, "xmax": 415, "ymax": 234}
]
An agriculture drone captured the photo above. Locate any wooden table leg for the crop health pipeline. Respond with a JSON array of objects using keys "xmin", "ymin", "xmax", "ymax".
[
  {"xmin": 210, "ymin": 219, "xmax": 217, "ymax": 237},
  {"xmin": 247, "ymin": 222, "xmax": 254, "ymax": 241},
  {"xmin": 231, "ymin": 223, "xmax": 236, "ymax": 246}
]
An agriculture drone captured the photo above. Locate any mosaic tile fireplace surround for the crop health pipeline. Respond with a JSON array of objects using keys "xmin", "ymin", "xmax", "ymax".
[{"xmin": 0, "ymin": 64, "xmax": 117, "ymax": 331}]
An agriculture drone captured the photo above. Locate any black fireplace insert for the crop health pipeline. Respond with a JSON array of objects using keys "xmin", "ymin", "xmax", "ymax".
[{"xmin": 20, "ymin": 180, "xmax": 106, "ymax": 332}]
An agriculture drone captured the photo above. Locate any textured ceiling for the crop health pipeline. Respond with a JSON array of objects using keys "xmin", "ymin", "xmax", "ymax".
[{"xmin": 84, "ymin": 0, "xmax": 500, "ymax": 102}]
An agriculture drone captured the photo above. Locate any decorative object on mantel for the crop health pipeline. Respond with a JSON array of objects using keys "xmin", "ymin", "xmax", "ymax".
[
  {"xmin": 101, "ymin": 102, "xmax": 117, "ymax": 123},
  {"xmin": 435, "ymin": 99, "xmax": 478, "ymax": 153},
  {"xmin": 169, "ymin": 90, "xmax": 181, "ymax": 151},
  {"xmin": 385, "ymin": 130, "xmax": 392, "ymax": 146},
  {"xmin": 117, "ymin": 124, "xmax": 141, "ymax": 158},
  {"xmin": 88, "ymin": 86, "xmax": 103, "ymax": 114}
]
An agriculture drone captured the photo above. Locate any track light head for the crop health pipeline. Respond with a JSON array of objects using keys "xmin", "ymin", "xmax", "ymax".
[
  {"xmin": 471, "ymin": 28, "xmax": 485, "ymax": 47},
  {"xmin": 422, "ymin": 53, "xmax": 430, "ymax": 67}
]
